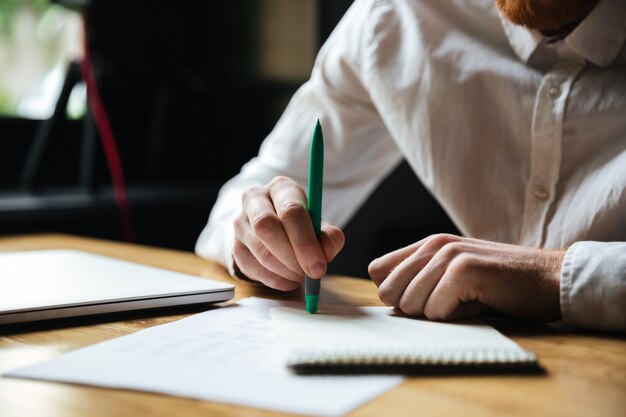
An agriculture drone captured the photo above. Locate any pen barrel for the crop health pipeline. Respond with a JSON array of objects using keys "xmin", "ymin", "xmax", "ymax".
[
  {"xmin": 305, "ymin": 121, "xmax": 324, "ymax": 312},
  {"xmin": 305, "ymin": 275, "xmax": 320, "ymax": 294},
  {"xmin": 308, "ymin": 192, "xmax": 322, "ymax": 238},
  {"xmin": 307, "ymin": 122, "xmax": 324, "ymax": 237}
]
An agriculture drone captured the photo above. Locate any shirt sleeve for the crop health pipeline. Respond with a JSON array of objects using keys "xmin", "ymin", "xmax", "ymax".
[
  {"xmin": 560, "ymin": 241, "xmax": 626, "ymax": 332},
  {"xmin": 195, "ymin": 0, "xmax": 402, "ymax": 274}
]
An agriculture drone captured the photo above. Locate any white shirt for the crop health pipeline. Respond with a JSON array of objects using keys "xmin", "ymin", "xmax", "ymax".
[{"xmin": 197, "ymin": 0, "xmax": 626, "ymax": 332}]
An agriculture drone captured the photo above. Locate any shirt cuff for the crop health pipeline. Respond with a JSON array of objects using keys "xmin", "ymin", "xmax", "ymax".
[
  {"xmin": 560, "ymin": 241, "xmax": 626, "ymax": 332},
  {"xmin": 195, "ymin": 222, "xmax": 236, "ymax": 277}
]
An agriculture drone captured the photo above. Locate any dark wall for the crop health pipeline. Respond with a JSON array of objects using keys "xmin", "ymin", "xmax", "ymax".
[
  {"xmin": 0, "ymin": 1, "xmax": 301, "ymax": 248},
  {"xmin": 85, "ymin": 1, "xmax": 286, "ymax": 185}
]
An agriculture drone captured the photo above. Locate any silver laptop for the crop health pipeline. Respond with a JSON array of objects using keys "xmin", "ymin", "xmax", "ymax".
[{"xmin": 0, "ymin": 249, "xmax": 235, "ymax": 325}]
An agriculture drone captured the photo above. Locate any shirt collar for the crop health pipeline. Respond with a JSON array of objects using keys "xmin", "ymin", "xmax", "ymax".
[
  {"xmin": 565, "ymin": 0, "xmax": 626, "ymax": 67},
  {"xmin": 498, "ymin": 0, "xmax": 626, "ymax": 67},
  {"xmin": 498, "ymin": 11, "xmax": 543, "ymax": 63}
]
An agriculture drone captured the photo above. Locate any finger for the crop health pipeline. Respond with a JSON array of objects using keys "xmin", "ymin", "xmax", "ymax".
[
  {"xmin": 369, "ymin": 234, "xmax": 468, "ymax": 286},
  {"xmin": 244, "ymin": 188, "xmax": 304, "ymax": 276},
  {"xmin": 237, "ymin": 217, "xmax": 304, "ymax": 283},
  {"xmin": 320, "ymin": 223, "xmax": 345, "ymax": 262},
  {"xmin": 397, "ymin": 242, "xmax": 464, "ymax": 316},
  {"xmin": 368, "ymin": 241, "xmax": 424, "ymax": 285},
  {"xmin": 422, "ymin": 258, "xmax": 482, "ymax": 321},
  {"xmin": 269, "ymin": 181, "xmax": 327, "ymax": 278},
  {"xmin": 368, "ymin": 233, "xmax": 460, "ymax": 285},
  {"xmin": 373, "ymin": 233, "xmax": 459, "ymax": 304},
  {"xmin": 377, "ymin": 248, "xmax": 434, "ymax": 307},
  {"xmin": 233, "ymin": 240, "xmax": 300, "ymax": 291}
]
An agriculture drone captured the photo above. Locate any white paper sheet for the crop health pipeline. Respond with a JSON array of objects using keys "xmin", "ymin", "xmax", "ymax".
[{"xmin": 5, "ymin": 298, "xmax": 403, "ymax": 417}]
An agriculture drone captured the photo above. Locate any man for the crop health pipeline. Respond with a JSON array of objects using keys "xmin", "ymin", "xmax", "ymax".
[{"xmin": 196, "ymin": 0, "xmax": 626, "ymax": 332}]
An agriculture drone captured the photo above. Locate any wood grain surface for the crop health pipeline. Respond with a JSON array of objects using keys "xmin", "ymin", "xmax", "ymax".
[{"xmin": 0, "ymin": 234, "xmax": 624, "ymax": 417}]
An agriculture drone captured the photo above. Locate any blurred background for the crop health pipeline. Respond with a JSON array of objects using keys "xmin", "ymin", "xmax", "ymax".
[{"xmin": 0, "ymin": 0, "xmax": 457, "ymax": 278}]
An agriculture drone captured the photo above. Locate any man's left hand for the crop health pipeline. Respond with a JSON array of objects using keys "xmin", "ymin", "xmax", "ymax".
[{"xmin": 368, "ymin": 234, "xmax": 566, "ymax": 321}]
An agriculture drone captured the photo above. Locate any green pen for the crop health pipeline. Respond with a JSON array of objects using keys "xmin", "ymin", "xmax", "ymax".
[{"xmin": 305, "ymin": 119, "xmax": 324, "ymax": 314}]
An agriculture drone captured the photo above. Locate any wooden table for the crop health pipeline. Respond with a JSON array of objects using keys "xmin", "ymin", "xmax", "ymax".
[{"xmin": 0, "ymin": 234, "xmax": 624, "ymax": 417}]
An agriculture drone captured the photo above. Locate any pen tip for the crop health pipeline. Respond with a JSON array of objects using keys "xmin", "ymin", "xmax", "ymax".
[
  {"xmin": 305, "ymin": 295, "xmax": 319, "ymax": 314},
  {"xmin": 316, "ymin": 118, "xmax": 321, "ymax": 126}
]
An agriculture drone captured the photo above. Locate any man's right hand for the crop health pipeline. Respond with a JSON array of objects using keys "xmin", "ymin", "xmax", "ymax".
[{"xmin": 232, "ymin": 176, "xmax": 345, "ymax": 290}]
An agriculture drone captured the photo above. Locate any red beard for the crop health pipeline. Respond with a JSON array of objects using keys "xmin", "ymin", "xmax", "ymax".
[{"xmin": 495, "ymin": 0, "xmax": 599, "ymax": 33}]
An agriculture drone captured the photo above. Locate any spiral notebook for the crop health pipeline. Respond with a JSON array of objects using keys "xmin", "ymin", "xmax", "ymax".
[{"xmin": 270, "ymin": 306, "xmax": 538, "ymax": 375}]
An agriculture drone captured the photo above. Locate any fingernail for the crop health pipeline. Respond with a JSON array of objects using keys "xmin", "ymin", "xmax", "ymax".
[{"xmin": 309, "ymin": 262, "xmax": 325, "ymax": 278}]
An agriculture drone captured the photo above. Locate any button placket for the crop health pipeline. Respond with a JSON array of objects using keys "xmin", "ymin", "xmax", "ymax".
[{"xmin": 520, "ymin": 49, "xmax": 585, "ymax": 247}]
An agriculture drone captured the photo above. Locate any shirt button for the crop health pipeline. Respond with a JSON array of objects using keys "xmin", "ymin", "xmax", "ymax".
[
  {"xmin": 548, "ymin": 86, "xmax": 561, "ymax": 100},
  {"xmin": 533, "ymin": 188, "xmax": 549, "ymax": 200}
]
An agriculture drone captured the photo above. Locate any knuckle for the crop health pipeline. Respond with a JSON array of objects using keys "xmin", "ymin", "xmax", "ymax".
[
  {"xmin": 241, "ymin": 187, "xmax": 261, "ymax": 204},
  {"xmin": 277, "ymin": 201, "xmax": 308, "ymax": 222},
  {"xmin": 232, "ymin": 214, "xmax": 247, "ymax": 232},
  {"xmin": 269, "ymin": 175, "xmax": 292, "ymax": 187},
  {"xmin": 438, "ymin": 241, "xmax": 464, "ymax": 260},
  {"xmin": 449, "ymin": 253, "xmax": 473, "ymax": 274},
  {"xmin": 429, "ymin": 233, "xmax": 458, "ymax": 248},
  {"xmin": 250, "ymin": 212, "xmax": 279, "ymax": 238}
]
